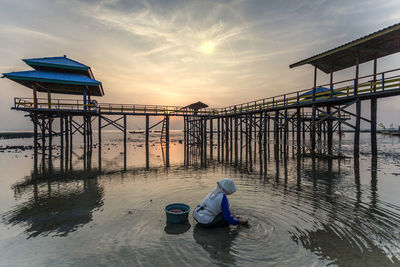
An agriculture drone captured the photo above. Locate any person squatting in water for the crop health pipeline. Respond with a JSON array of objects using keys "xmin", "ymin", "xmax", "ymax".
[{"xmin": 193, "ymin": 178, "xmax": 248, "ymax": 228}]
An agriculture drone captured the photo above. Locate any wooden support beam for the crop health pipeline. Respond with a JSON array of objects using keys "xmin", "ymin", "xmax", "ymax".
[
  {"xmin": 60, "ymin": 115, "xmax": 64, "ymax": 171},
  {"xmin": 327, "ymin": 106, "xmax": 333, "ymax": 156},
  {"xmin": 230, "ymin": 117, "xmax": 233, "ymax": 164},
  {"xmin": 296, "ymin": 107, "xmax": 301, "ymax": 156},
  {"xmin": 98, "ymin": 115, "xmax": 102, "ymax": 170},
  {"xmin": 47, "ymin": 89, "xmax": 51, "ymax": 109},
  {"xmin": 371, "ymin": 57, "xmax": 377, "ymax": 156},
  {"xmin": 240, "ymin": 116, "xmax": 243, "ymax": 167},
  {"xmin": 221, "ymin": 117, "xmax": 224, "ymax": 162},
  {"xmin": 123, "ymin": 115, "xmax": 127, "ymax": 169},
  {"xmin": 217, "ymin": 117, "xmax": 220, "ymax": 162},
  {"xmin": 234, "ymin": 116, "xmax": 238, "ymax": 166},
  {"xmin": 166, "ymin": 115, "xmax": 170, "ymax": 167},
  {"xmin": 274, "ymin": 111, "xmax": 279, "ymax": 160},
  {"xmin": 146, "ymin": 115, "xmax": 149, "ymax": 170},
  {"xmin": 203, "ymin": 118, "xmax": 207, "ymax": 166},
  {"xmin": 249, "ymin": 114, "xmax": 253, "ymax": 170},
  {"xmin": 210, "ymin": 118, "xmax": 213, "ymax": 160},
  {"xmin": 263, "ymin": 111, "xmax": 268, "ymax": 172},
  {"xmin": 354, "ymin": 100, "xmax": 361, "ymax": 157},
  {"xmin": 311, "ymin": 105, "xmax": 316, "ymax": 156},
  {"xmin": 225, "ymin": 116, "xmax": 229, "ymax": 163},
  {"xmin": 254, "ymin": 114, "xmax": 257, "ymax": 164},
  {"xmin": 259, "ymin": 112, "xmax": 263, "ymax": 173},
  {"xmin": 184, "ymin": 117, "xmax": 187, "ymax": 165}
]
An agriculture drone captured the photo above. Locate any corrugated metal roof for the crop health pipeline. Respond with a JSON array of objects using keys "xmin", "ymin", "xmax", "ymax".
[
  {"xmin": 3, "ymin": 70, "xmax": 99, "ymax": 85},
  {"xmin": 23, "ymin": 56, "xmax": 89, "ymax": 70},
  {"xmin": 290, "ymin": 23, "xmax": 400, "ymax": 73},
  {"xmin": 2, "ymin": 70, "xmax": 104, "ymax": 96}
]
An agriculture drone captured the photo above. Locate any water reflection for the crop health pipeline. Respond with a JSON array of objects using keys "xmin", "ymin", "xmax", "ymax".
[
  {"xmin": 164, "ymin": 222, "xmax": 191, "ymax": 235},
  {"xmin": 4, "ymin": 168, "xmax": 103, "ymax": 238},
  {"xmin": 193, "ymin": 224, "xmax": 238, "ymax": 265}
]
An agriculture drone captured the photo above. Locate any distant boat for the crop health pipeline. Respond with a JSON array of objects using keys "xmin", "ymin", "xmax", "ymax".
[{"xmin": 129, "ymin": 130, "xmax": 145, "ymax": 134}]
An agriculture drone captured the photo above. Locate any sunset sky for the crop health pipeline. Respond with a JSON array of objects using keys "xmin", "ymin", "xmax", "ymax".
[{"xmin": 1, "ymin": 0, "xmax": 400, "ymax": 130}]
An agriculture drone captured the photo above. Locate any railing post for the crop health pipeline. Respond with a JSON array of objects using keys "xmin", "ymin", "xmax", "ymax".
[
  {"xmin": 272, "ymin": 97, "xmax": 275, "ymax": 107},
  {"xmin": 330, "ymin": 84, "xmax": 334, "ymax": 98},
  {"xmin": 353, "ymin": 79, "xmax": 357, "ymax": 96},
  {"xmin": 297, "ymin": 92, "xmax": 299, "ymax": 104},
  {"xmin": 284, "ymin": 95, "xmax": 286, "ymax": 107},
  {"xmin": 382, "ymin": 73, "xmax": 385, "ymax": 91}
]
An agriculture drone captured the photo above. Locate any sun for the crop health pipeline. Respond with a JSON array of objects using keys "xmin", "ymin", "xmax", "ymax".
[{"xmin": 200, "ymin": 40, "xmax": 216, "ymax": 54}]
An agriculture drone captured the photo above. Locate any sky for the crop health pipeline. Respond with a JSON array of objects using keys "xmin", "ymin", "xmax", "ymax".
[{"xmin": 1, "ymin": 0, "xmax": 400, "ymax": 130}]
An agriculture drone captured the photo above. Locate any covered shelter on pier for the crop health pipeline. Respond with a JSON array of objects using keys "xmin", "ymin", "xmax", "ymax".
[
  {"xmin": 289, "ymin": 22, "xmax": 400, "ymax": 157},
  {"xmin": 182, "ymin": 101, "xmax": 209, "ymax": 115},
  {"xmin": 2, "ymin": 56, "xmax": 104, "ymax": 109}
]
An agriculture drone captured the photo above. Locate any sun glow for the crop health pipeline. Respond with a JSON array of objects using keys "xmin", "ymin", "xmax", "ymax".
[{"xmin": 200, "ymin": 40, "xmax": 216, "ymax": 54}]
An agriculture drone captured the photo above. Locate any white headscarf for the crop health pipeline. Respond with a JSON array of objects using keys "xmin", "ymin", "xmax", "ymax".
[
  {"xmin": 217, "ymin": 178, "xmax": 237, "ymax": 195},
  {"xmin": 207, "ymin": 178, "xmax": 237, "ymax": 200}
]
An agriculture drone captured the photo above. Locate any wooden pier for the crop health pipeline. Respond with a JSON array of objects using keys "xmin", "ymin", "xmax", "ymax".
[{"xmin": 4, "ymin": 23, "xmax": 400, "ymax": 169}]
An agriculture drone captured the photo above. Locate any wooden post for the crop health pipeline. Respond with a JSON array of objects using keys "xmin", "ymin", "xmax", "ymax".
[
  {"xmin": 245, "ymin": 115, "xmax": 248, "ymax": 169},
  {"xmin": 263, "ymin": 111, "xmax": 268, "ymax": 172},
  {"xmin": 249, "ymin": 114, "xmax": 253, "ymax": 170},
  {"xmin": 354, "ymin": 51, "xmax": 360, "ymax": 157},
  {"xmin": 184, "ymin": 117, "xmax": 187, "ymax": 165},
  {"xmin": 221, "ymin": 117, "xmax": 224, "ymax": 162},
  {"xmin": 259, "ymin": 112, "xmax": 263, "ymax": 173},
  {"xmin": 166, "ymin": 115, "xmax": 170, "ymax": 167},
  {"xmin": 296, "ymin": 107, "xmax": 301, "ymax": 156},
  {"xmin": 47, "ymin": 89, "xmax": 51, "ymax": 109},
  {"xmin": 313, "ymin": 66, "xmax": 317, "ymax": 101},
  {"xmin": 200, "ymin": 118, "xmax": 204, "ymax": 167},
  {"xmin": 311, "ymin": 105, "xmax": 316, "ymax": 156},
  {"xmin": 217, "ymin": 117, "xmax": 220, "ymax": 162},
  {"xmin": 234, "ymin": 115, "xmax": 238, "ymax": 166},
  {"xmin": 327, "ymin": 106, "xmax": 333, "ymax": 156},
  {"xmin": 98, "ymin": 115, "xmax": 101, "ymax": 170},
  {"xmin": 209, "ymin": 118, "xmax": 213, "ymax": 160},
  {"xmin": 254, "ymin": 114, "xmax": 257, "ymax": 164},
  {"xmin": 354, "ymin": 100, "xmax": 361, "ymax": 157},
  {"xmin": 123, "ymin": 115, "xmax": 127, "ymax": 169},
  {"xmin": 145, "ymin": 115, "xmax": 149, "ymax": 169},
  {"xmin": 371, "ymin": 57, "xmax": 377, "ymax": 156},
  {"xmin": 274, "ymin": 111, "xmax": 279, "ymax": 160},
  {"xmin": 33, "ymin": 114, "xmax": 38, "ymax": 174},
  {"xmin": 33, "ymin": 86, "xmax": 38, "ymax": 108},
  {"xmin": 225, "ymin": 116, "xmax": 229, "ymax": 163},
  {"xmin": 230, "ymin": 116, "xmax": 233, "ymax": 164},
  {"xmin": 267, "ymin": 113, "xmax": 270, "ymax": 157},
  {"xmin": 203, "ymin": 118, "xmax": 207, "ymax": 165},
  {"xmin": 240, "ymin": 116, "xmax": 243, "ymax": 166},
  {"xmin": 41, "ymin": 117, "xmax": 46, "ymax": 152},
  {"xmin": 284, "ymin": 109, "xmax": 288, "ymax": 155},
  {"xmin": 60, "ymin": 115, "xmax": 64, "ymax": 171},
  {"xmin": 69, "ymin": 116, "xmax": 73, "ymax": 167},
  {"xmin": 83, "ymin": 116, "xmax": 87, "ymax": 169}
]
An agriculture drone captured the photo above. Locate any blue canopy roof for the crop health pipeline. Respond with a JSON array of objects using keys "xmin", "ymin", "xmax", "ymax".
[
  {"xmin": 23, "ymin": 56, "xmax": 94, "ymax": 78},
  {"xmin": 300, "ymin": 86, "xmax": 332, "ymax": 97},
  {"xmin": 2, "ymin": 56, "xmax": 104, "ymax": 96},
  {"xmin": 3, "ymin": 70, "xmax": 99, "ymax": 85}
]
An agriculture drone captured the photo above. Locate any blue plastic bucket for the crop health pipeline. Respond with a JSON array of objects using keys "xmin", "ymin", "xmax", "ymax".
[{"xmin": 165, "ymin": 203, "xmax": 191, "ymax": 224}]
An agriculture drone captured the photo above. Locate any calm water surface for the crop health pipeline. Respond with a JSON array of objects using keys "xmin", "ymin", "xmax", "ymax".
[{"xmin": 0, "ymin": 131, "xmax": 400, "ymax": 266}]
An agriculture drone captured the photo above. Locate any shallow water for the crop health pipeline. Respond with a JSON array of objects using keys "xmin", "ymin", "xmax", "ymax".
[{"xmin": 0, "ymin": 131, "xmax": 400, "ymax": 266}]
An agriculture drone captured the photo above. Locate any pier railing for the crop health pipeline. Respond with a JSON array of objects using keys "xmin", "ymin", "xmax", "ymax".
[
  {"xmin": 219, "ymin": 68, "xmax": 400, "ymax": 115},
  {"xmin": 13, "ymin": 68, "xmax": 400, "ymax": 116},
  {"xmin": 13, "ymin": 97, "xmax": 221, "ymax": 115}
]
